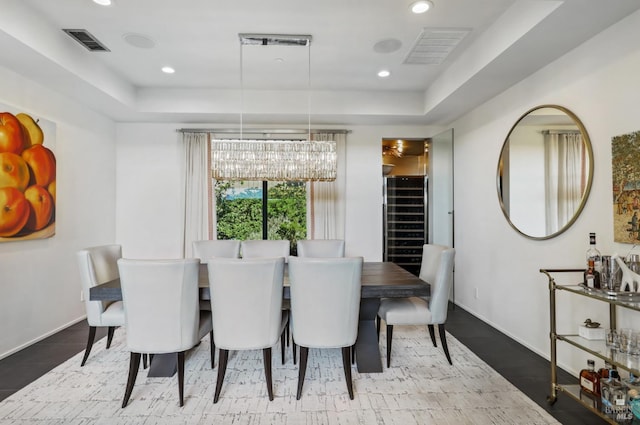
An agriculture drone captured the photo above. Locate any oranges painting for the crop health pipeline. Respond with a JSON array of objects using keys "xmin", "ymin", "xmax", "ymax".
[{"xmin": 0, "ymin": 111, "xmax": 55, "ymax": 240}]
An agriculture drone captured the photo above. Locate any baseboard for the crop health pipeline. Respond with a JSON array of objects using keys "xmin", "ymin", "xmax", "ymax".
[{"xmin": 0, "ymin": 315, "xmax": 87, "ymax": 361}]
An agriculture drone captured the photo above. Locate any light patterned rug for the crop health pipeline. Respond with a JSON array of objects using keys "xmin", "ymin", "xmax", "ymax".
[{"xmin": 0, "ymin": 326, "xmax": 559, "ymax": 425}]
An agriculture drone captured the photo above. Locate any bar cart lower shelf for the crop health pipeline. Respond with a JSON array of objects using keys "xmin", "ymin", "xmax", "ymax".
[
  {"xmin": 541, "ymin": 268, "xmax": 640, "ymax": 424},
  {"xmin": 552, "ymin": 384, "xmax": 635, "ymax": 423}
]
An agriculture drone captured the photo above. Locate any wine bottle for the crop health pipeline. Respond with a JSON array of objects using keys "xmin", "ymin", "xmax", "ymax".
[{"xmin": 586, "ymin": 232, "xmax": 602, "ymax": 274}]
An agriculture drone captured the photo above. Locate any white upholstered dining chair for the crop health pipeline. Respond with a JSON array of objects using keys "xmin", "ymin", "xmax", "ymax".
[
  {"xmin": 297, "ymin": 239, "xmax": 345, "ymax": 258},
  {"xmin": 241, "ymin": 239, "xmax": 292, "ymax": 344},
  {"xmin": 288, "ymin": 256, "xmax": 363, "ymax": 400},
  {"xmin": 377, "ymin": 244, "xmax": 456, "ymax": 367},
  {"xmin": 192, "ymin": 239, "xmax": 241, "ymax": 262},
  {"xmin": 193, "ymin": 239, "xmax": 242, "ymax": 313},
  {"xmin": 241, "ymin": 239, "xmax": 290, "ymax": 261},
  {"xmin": 295, "ymin": 239, "xmax": 350, "ymax": 361},
  {"xmin": 118, "ymin": 258, "xmax": 213, "ymax": 408},
  {"xmin": 77, "ymin": 244, "xmax": 125, "ymax": 367},
  {"xmin": 207, "ymin": 257, "xmax": 288, "ymax": 403}
]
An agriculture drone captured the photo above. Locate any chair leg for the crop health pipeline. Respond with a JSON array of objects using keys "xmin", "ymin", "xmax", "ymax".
[
  {"xmin": 209, "ymin": 331, "xmax": 215, "ymax": 369},
  {"xmin": 386, "ymin": 324, "xmax": 394, "ymax": 368},
  {"xmin": 376, "ymin": 317, "xmax": 381, "ymax": 341},
  {"xmin": 106, "ymin": 326, "xmax": 117, "ymax": 349},
  {"xmin": 81, "ymin": 326, "xmax": 97, "ymax": 367},
  {"xmin": 263, "ymin": 348, "xmax": 274, "ymax": 401},
  {"xmin": 213, "ymin": 349, "xmax": 229, "ymax": 403},
  {"xmin": 286, "ymin": 320, "xmax": 290, "ymax": 347},
  {"xmin": 296, "ymin": 346, "xmax": 309, "ymax": 400},
  {"xmin": 428, "ymin": 324, "xmax": 437, "ymax": 347},
  {"xmin": 122, "ymin": 352, "xmax": 141, "ymax": 408},
  {"xmin": 143, "ymin": 354, "xmax": 148, "ymax": 369},
  {"xmin": 292, "ymin": 340, "xmax": 297, "ymax": 365},
  {"xmin": 341, "ymin": 347, "xmax": 354, "ymax": 400},
  {"xmin": 280, "ymin": 329, "xmax": 286, "ymax": 365},
  {"xmin": 177, "ymin": 351, "xmax": 185, "ymax": 407},
  {"xmin": 438, "ymin": 324, "xmax": 453, "ymax": 365}
]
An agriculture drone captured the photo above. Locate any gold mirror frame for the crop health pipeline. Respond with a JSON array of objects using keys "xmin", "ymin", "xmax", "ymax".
[{"xmin": 496, "ymin": 105, "xmax": 594, "ymax": 240}]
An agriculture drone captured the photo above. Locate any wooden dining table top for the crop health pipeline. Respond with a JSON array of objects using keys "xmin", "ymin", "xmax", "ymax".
[{"xmin": 89, "ymin": 261, "xmax": 430, "ymax": 301}]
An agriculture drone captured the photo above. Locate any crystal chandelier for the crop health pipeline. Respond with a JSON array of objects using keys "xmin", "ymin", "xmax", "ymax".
[
  {"xmin": 211, "ymin": 34, "xmax": 337, "ymax": 182},
  {"xmin": 211, "ymin": 139, "xmax": 336, "ymax": 181}
]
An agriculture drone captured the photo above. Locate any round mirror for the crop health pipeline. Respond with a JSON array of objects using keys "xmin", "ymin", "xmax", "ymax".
[{"xmin": 497, "ymin": 105, "xmax": 593, "ymax": 240}]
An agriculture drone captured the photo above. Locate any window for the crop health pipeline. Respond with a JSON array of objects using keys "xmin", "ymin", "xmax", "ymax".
[{"xmin": 214, "ymin": 179, "xmax": 307, "ymax": 253}]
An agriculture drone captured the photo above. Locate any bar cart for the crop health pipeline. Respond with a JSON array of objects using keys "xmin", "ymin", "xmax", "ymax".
[{"xmin": 541, "ymin": 268, "xmax": 640, "ymax": 424}]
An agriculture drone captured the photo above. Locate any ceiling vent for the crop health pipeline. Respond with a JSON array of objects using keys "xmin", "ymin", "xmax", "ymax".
[
  {"xmin": 404, "ymin": 27, "xmax": 470, "ymax": 65},
  {"xmin": 63, "ymin": 29, "xmax": 110, "ymax": 52}
]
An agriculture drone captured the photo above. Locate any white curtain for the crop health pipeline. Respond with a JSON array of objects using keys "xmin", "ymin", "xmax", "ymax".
[
  {"xmin": 544, "ymin": 132, "xmax": 584, "ymax": 234},
  {"xmin": 181, "ymin": 132, "xmax": 211, "ymax": 257},
  {"xmin": 308, "ymin": 132, "xmax": 346, "ymax": 239}
]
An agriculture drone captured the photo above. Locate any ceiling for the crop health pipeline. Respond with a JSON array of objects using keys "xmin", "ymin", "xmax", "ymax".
[{"xmin": 2, "ymin": 0, "xmax": 640, "ymax": 126}]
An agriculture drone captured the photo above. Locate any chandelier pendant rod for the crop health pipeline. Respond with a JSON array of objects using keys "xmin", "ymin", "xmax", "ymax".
[
  {"xmin": 307, "ymin": 35, "xmax": 311, "ymax": 142},
  {"xmin": 239, "ymin": 39, "xmax": 244, "ymax": 142}
]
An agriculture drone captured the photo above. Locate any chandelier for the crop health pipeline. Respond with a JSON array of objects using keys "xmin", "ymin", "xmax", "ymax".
[
  {"xmin": 211, "ymin": 139, "xmax": 336, "ymax": 181},
  {"xmin": 211, "ymin": 34, "xmax": 337, "ymax": 182}
]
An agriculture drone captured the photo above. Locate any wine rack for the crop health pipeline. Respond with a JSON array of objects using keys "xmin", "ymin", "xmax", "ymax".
[{"xmin": 384, "ymin": 176, "xmax": 427, "ymax": 275}]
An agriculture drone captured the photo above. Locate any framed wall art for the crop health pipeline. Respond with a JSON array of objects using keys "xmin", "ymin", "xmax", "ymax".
[
  {"xmin": 612, "ymin": 130, "xmax": 640, "ymax": 243},
  {"xmin": 0, "ymin": 103, "xmax": 56, "ymax": 242}
]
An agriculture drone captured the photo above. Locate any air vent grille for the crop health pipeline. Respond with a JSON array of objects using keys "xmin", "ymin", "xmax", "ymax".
[
  {"xmin": 404, "ymin": 28, "xmax": 470, "ymax": 65},
  {"xmin": 63, "ymin": 29, "xmax": 110, "ymax": 52}
]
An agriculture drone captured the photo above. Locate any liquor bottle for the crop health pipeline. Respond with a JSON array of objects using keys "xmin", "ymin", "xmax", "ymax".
[
  {"xmin": 580, "ymin": 359, "xmax": 600, "ymax": 396},
  {"xmin": 601, "ymin": 369, "xmax": 629, "ymax": 410},
  {"xmin": 584, "ymin": 259, "xmax": 601, "ymax": 289},
  {"xmin": 592, "ymin": 362, "xmax": 613, "ymax": 396},
  {"xmin": 628, "ymin": 384, "xmax": 640, "ymax": 422},
  {"xmin": 586, "ymin": 232, "xmax": 602, "ymax": 274},
  {"xmin": 598, "ymin": 361, "xmax": 612, "ymax": 381}
]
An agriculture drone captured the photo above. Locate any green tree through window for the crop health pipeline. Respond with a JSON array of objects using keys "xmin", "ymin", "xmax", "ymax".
[{"xmin": 214, "ymin": 180, "xmax": 307, "ymax": 254}]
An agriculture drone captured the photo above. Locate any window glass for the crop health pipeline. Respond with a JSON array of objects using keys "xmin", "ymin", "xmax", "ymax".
[
  {"xmin": 214, "ymin": 180, "xmax": 307, "ymax": 253},
  {"xmin": 215, "ymin": 180, "xmax": 263, "ymax": 240}
]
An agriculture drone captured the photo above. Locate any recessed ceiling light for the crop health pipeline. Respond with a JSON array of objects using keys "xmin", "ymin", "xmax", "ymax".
[
  {"xmin": 410, "ymin": 0, "xmax": 433, "ymax": 14},
  {"xmin": 161, "ymin": 66, "xmax": 175, "ymax": 74},
  {"xmin": 377, "ymin": 70, "xmax": 391, "ymax": 78},
  {"xmin": 275, "ymin": 57, "xmax": 284, "ymax": 63},
  {"xmin": 93, "ymin": 0, "xmax": 112, "ymax": 6}
]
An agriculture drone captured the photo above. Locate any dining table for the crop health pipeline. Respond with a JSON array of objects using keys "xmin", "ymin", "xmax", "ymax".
[{"xmin": 90, "ymin": 261, "xmax": 430, "ymax": 375}]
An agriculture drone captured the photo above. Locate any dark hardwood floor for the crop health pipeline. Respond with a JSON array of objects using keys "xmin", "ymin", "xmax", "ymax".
[
  {"xmin": 445, "ymin": 304, "xmax": 607, "ymax": 424},
  {"xmin": 0, "ymin": 304, "xmax": 607, "ymax": 424}
]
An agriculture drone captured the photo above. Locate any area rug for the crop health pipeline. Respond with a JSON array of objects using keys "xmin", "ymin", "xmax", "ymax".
[{"xmin": 0, "ymin": 326, "xmax": 559, "ymax": 425}]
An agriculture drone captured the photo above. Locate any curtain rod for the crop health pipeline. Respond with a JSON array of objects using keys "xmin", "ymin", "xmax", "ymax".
[
  {"xmin": 176, "ymin": 128, "xmax": 351, "ymax": 134},
  {"xmin": 541, "ymin": 130, "xmax": 581, "ymax": 135}
]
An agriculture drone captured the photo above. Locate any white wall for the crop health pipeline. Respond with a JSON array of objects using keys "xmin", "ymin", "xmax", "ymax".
[
  {"xmin": 115, "ymin": 124, "xmax": 442, "ymax": 263},
  {"xmin": 451, "ymin": 9, "xmax": 640, "ymax": 375},
  {"xmin": 115, "ymin": 124, "xmax": 184, "ymax": 259},
  {"xmin": 0, "ymin": 66, "xmax": 116, "ymax": 359}
]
